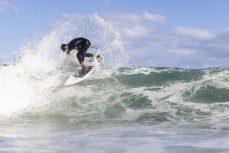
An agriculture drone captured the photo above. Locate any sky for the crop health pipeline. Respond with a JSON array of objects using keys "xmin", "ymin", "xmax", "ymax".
[{"xmin": 1, "ymin": 0, "xmax": 229, "ymax": 68}]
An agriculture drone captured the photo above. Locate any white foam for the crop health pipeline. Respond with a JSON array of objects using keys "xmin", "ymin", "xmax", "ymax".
[{"xmin": 0, "ymin": 14, "xmax": 127, "ymax": 118}]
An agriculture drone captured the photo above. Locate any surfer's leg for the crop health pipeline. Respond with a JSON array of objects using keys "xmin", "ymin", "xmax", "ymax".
[
  {"xmin": 81, "ymin": 40, "xmax": 91, "ymax": 52},
  {"xmin": 76, "ymin": 51, "xmax": 85, "ymax": 63},
  {"xmin": 85, "ymin": 40, "xmax": 91, "ymax": 50},
  {"xmin": 82, "ymin": 40, "xmax": 93, "ymax": 58},
  {"xmin": 85, "ymin": 53, "xmax": 93, "ymax": 57}
]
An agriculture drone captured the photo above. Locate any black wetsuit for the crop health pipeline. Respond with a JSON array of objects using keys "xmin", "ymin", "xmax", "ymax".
[{"xmin": 66, "ymin": 37, "xmax": 93, "ymax": 63}]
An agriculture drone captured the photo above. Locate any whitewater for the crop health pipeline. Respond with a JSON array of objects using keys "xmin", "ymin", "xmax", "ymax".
[{"xmin": 0, "ymin": 15, "xmax": 229, "ymax": 153}]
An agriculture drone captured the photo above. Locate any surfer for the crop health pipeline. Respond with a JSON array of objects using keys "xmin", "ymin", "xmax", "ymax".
[{"xmin": 61, "ymin": 37, "xmax": 93, "ymax": 68}]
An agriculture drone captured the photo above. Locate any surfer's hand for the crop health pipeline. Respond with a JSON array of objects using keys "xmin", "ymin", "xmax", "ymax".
[{"xmin": 64, "ymin": 50, "xmax": 70, "ymax": 56}]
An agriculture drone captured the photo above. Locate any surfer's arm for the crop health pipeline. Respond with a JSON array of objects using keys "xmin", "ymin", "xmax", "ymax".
[{"xmin": 63, "ymin": 49, "xmax": 71, "ymax": 55}]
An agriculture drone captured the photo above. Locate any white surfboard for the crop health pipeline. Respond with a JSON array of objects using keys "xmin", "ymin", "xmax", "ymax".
[{"xmin": 64, "ymin": 55, "xmax": 102, "ymax": 86}]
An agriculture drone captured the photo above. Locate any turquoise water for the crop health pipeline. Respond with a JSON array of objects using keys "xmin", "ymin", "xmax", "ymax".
[
  {"xmin": 1, "ymin": 66, "xmax": 229, "ymax": 153},
  {"xmin": 0, "ymin": 15, "xmax": 229, "ymax": 153}
]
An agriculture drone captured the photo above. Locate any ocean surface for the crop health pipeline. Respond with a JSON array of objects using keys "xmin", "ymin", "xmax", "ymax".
[{"xmin": 1, "ymin": 15, "xmax": 229, "ymax": 153}]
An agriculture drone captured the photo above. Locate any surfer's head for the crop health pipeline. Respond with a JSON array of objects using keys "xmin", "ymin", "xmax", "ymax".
[{"xmin": 61, "ymin": 44, "xmax": 68, "ymax": 52}]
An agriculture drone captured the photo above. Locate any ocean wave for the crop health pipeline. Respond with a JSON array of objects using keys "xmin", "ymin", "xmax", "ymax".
[{"xmin": 0, "ymin": 14, "xmax": 229, "ymax": 132}]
